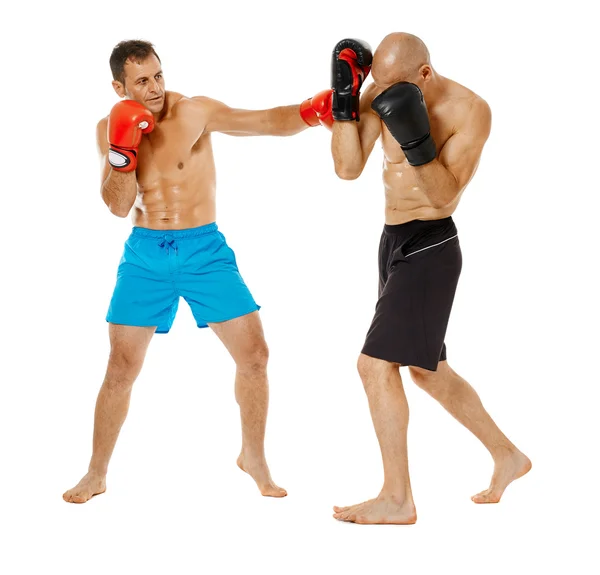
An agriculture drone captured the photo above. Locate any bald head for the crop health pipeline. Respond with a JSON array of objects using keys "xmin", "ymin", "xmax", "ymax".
[{"xmin": 372, "ymin": 33, "xmax": 432, "ymax": 87}]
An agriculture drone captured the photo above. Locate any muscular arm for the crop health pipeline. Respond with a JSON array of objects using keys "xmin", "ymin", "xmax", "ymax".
[
  {"xmin": 331, "ymin": 83, "xmax": 381, "ymax": 180},
  {"xmin": 413, "ymin": 98, "xmax": 492, "ymax": 208},
  {"xmin": 96, "ymin": 119, "xmax": 137, "ymax": 217},
  {"xmin": 200, "ymin": 97, "xmax": 308, "ymax": 137}
]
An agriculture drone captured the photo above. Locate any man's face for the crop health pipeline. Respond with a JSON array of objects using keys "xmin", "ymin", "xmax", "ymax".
[{"xmin": 114, "ymin": 54, "xmax": 165, "ymax": 113}]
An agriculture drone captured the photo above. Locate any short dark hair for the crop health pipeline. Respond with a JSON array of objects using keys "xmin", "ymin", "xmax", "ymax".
[{"xmin": 109, "ymin": 40, "xmax": 161, "ymax": 84}]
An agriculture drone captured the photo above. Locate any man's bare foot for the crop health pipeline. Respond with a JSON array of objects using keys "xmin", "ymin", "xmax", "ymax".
[
  {"xmin": 333, "ymin": 494, "xmax": 417, "ymax": 525},
  {"xmin": 63, "ymin": 472, "xmax": 106, "ymax": 504},
  {"xmin": 237, "ymin": 453, "xmax": 287, "ymax": 498},
  {"xmin": 472, "ymin": 448, "xmax": 532, "ymax": 504}
]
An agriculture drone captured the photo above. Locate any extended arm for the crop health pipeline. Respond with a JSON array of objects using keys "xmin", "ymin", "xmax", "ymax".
[{"xmin": 200, "ymin": 97, "xmax": 309, "ymax": 137}]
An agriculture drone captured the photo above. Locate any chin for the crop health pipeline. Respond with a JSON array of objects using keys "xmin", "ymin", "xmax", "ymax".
[{"xmin": 147, "ymin": 98, "xmax": 164, "ymax": 112}]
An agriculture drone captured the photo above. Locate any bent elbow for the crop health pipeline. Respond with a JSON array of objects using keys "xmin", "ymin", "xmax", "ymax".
[
  {"xmin": 430, "ymin": 183, "xmax": 461, "ymax": 209},
  {"xmin": 429, "ymin": 198, "xmax": 449, "ymax": 210},
  {"xmin": 334, "ymin": 164, "xmax": 361, "ymax": 181},
  {"xmin": 108, "ymin": 204, "xmax": 129, "ymax": 218}
]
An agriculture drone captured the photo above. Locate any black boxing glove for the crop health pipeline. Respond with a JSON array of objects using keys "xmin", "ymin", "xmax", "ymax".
[
  {"xmin": 331, "ymin": 38, "xmax": 373, "ymax": 121},
  {"xmin": 371, "ymin": 82, "xmax": 436, "ymax": 166}
]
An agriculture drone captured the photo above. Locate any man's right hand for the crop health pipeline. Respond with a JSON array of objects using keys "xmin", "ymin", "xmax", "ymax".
[
  {"xmin": 300, "ymin": 89, "xmax": 334, "ymax": 130},
  {"xmin": 331, "ymin": 38, "xmax": 373, "ymax": 122},
  {"xmin": 107, "ymin": 100, "xmax": 154, "ymax": 172}
]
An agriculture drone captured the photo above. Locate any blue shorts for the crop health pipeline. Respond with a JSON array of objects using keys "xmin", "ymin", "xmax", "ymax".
[{"xmin": 106, "ymin": 223, "xmax": 260, "ymax": 333}]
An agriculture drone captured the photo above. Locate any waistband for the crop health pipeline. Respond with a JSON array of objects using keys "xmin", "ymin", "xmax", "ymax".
[
  {"xmin": 384, "ymin": 216, "xmax": 455, "ymax": 236},
  {"xmin": 383, "ymin": 216, "xmax": 458, "ymax": 255},
  {"xmin": 131, "ymin": 222, "xmax": 218, "ymax": 239}
]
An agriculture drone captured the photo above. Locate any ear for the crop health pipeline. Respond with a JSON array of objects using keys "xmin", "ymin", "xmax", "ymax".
[
  {"xmin": 112, "ymin": 80, "xmax": 125, "ymax": 98},
  {"xmin": 420, "ymin": 65, "xmax": 433, "ymax": 82}
]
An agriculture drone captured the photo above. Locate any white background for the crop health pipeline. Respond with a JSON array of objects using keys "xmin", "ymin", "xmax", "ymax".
[{"xmin": 2, "ymin": 0, "xmax": 598, "ymax": 573}]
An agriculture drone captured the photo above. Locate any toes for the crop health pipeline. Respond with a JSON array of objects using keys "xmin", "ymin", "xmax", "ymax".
[
  {"xmin": 336, "ymin": 505, "xmax": 364, "ymax": 522},
  {"xmin": 337, "ymin": 508, "xmax": 355, "ymax": 520},
  {"xmin": 333, "ymin": 500, "xmax": 374, "ymax": 522},
  {"xmin": 260, "ymin": 484, "xmax": 287, "ymax": 498},
  {"xmin": 63, "ymin": 491, "xmax": 79, "ymax": 503},
  {"xmin": 333, "ymin": 509, "xmax": 353, "ymax": 522},
  {"xmin": 472, "ymin": 489, "xmax": 501, "ymax": 504}
]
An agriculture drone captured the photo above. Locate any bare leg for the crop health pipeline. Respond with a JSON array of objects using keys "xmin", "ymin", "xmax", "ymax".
[
  {"xmin": 409, "ymin": 361, "xmax": 532, "ymax": 503},
  {"xmin": 333, "ymin": 354, "xmax": 417, "ymax": 525},
  {"xmin": 63, "ymin": 324, "xmax": 155, "ymax": 503},
  {"xmin": 210, "ymin": 311, "xmax": 286, "ymax": 497}
]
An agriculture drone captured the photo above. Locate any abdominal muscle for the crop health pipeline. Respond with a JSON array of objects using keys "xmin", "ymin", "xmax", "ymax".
[
  {"xmin": 382, "ymin": 157, "xmax": 459, "ymax": 225},
  {"xmin": 132, "ymin": 137, "xmax": 217, "ymax": 230},
  {"xmin": 132, "ymin": 187, "xmax": 216, "ymax": 230}
]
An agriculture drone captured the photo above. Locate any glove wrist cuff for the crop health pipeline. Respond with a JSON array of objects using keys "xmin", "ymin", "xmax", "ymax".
[
  {"xmin": 299, "ymin": 99, "xmax": 320, "ymax": 127},
  {"xmin": 402, "ymin": 134, "xmax": 437, "ymax": 166},
  {"xmin": 332, "ymin": 92, "xmax": 360, "ymax": 121},
  {"xmin": 108, "ymin": 145, "xmax": 137, "ymax": 172}
]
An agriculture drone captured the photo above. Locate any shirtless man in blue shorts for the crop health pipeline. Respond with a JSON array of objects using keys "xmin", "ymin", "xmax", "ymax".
[{"xmin": 63, "ymin": 40, "xmax": 324, "ymax": 503}]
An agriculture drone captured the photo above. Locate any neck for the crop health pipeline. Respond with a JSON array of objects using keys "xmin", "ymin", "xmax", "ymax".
[{"xmin": 422, "ymin": 73, "xmax": 447, "ymax": 106}]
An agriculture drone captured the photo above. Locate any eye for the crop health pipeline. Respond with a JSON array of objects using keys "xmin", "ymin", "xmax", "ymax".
[{"xmin": 156, "ymin": 74, "xmax": 162, "ymax": 79}]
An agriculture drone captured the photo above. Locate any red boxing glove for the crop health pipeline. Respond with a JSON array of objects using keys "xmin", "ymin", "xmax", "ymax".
[
  {"xmin": 107, "ymin": 100, "xmax": 154, "ymax": 172},
  {"xmin": 300, "ymin": 89, "xmax": 334, "ymax": 131}
]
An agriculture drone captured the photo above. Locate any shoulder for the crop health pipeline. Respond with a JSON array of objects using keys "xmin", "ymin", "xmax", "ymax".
[
  {"xmin": 465, "ymin": 95, "xmax": 491, "ymax": 138},
  {"xmin": 174, "ymin": 94, "xmax": 224, "ymax": 112},
  {"xmin": 450, "ymin": 80, "xmax": 491, "ymax": 122},
  {"xmin": 445, "ymin": 79, "xmax": 491, "ymax": 138},
  {"xmin": 96, "ymin": 116, "xmax": 108, "ymax": 142},
  {"xmin": 165, "ymin": 91, "xmax": 190, "ymax": 113},
  {"xmin": 170, "ymin": 94, "xmax": 229, "ymax": 124}
]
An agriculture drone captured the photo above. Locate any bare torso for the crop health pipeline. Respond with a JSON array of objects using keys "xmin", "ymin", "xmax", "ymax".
[
  {"xmin": 364, "ymin": 78, "xmax": 485, "ymax": 224},
  {"xmin": 100, "ymin": 91, "xmax": 217, "ymax": 229}
]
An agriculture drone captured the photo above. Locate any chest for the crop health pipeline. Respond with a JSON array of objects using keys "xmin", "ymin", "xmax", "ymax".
[{"xmin": 136, "ymin": 120, "xmax": 211, "ymax": 180}]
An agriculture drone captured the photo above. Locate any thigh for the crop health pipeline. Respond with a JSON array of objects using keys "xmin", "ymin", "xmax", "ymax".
[
  {"xmin": 362, "ymin": 237, "xmax": 461, "ymax": 371},
  {"xmin": 178, "ymin": 231, "xmax": 259, "ymax": 328},
  {"xmin": 209, "ymin": 311, "xmax": 266, "ymax": 364},
  {"xmin": 107, "ymin": 235, "xmax": 179, "ymax": 333}
]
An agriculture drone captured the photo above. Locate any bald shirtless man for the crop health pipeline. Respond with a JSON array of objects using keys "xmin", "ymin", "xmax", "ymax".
[
  {"xmin": 327, "ymin": 33, "xmax": 532, "ymax": 524},
  {"xmin": 63, "ymin": 40, "xmax": 326, "ymax": 503}
]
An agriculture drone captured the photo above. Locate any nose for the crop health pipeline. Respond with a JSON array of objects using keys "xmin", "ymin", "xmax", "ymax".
[{"xmin": 148, "ymin": 78, "xmax": 161, "ymax": 95}]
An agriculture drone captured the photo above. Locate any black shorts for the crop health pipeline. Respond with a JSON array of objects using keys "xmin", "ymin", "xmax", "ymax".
[{"xmin": 361, "ymin": 217, "xmax": 462, "ymax": 371}]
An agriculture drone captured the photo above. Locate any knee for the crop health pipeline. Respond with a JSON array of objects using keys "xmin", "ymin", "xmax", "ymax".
[
  {"xmin": 238, "ymin": 342, "xmax": 269, "ymax": 373},
  {"xmin": 357, "ymin": 354, "xmax": 375, "ymax": 380},
  {"xmin": 105, "ymin": 348, "xmax": 144, "ymax": 391},
  {"xmin": 357, "ymin": 354, "xmax": 396, "ymax": 388},
  {"xmin": 409, "ymin": 365, "xmax": 443, "ymax": 394}
]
